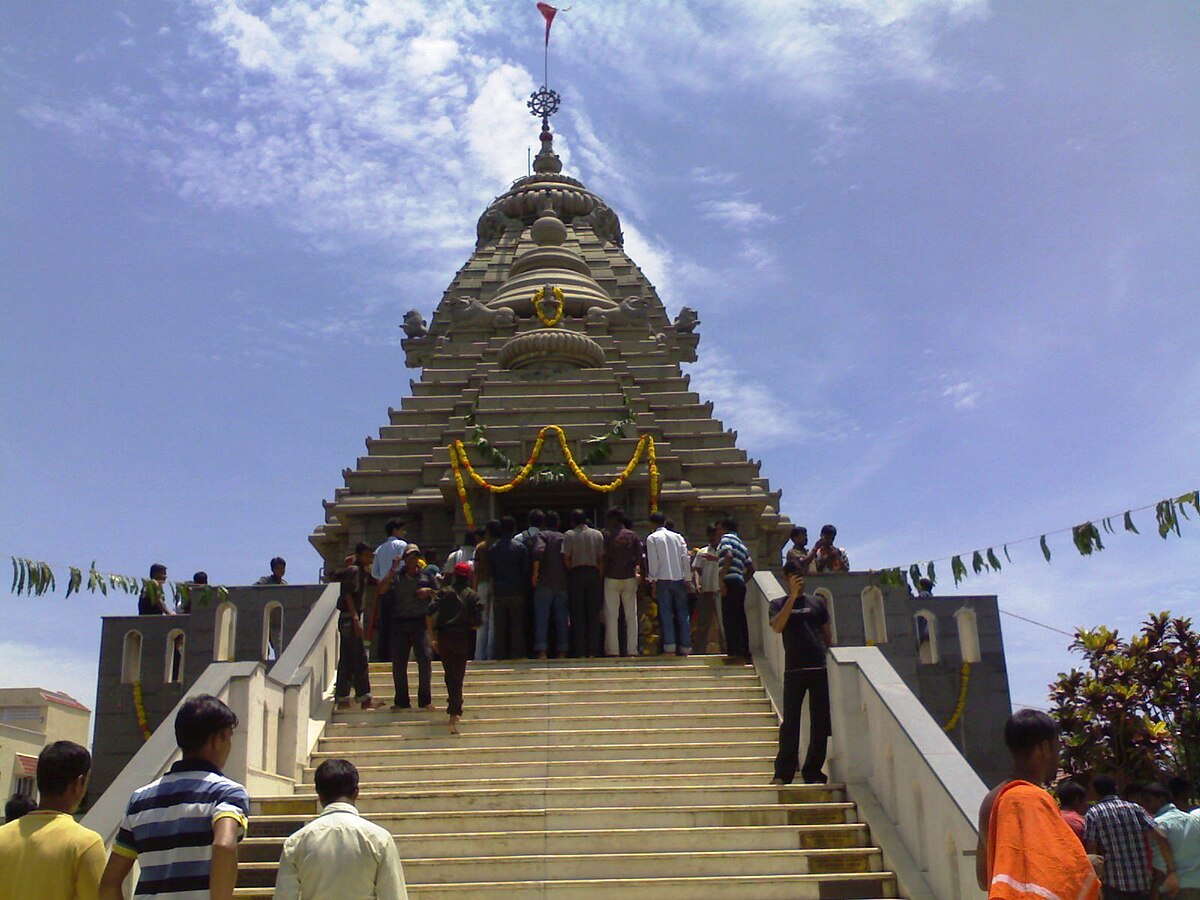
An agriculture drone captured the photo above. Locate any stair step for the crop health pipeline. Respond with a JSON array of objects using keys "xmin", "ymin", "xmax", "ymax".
[
  {"xmin": 316, "ymin": 725, "xmax": 776, "ymax": 751},
  {"xmin": 410, "ymin": 847, "xmax": 885, "ymax": 883},
  {"xmin": 332, "ymin": 686, "xmax": 768, "ymax": 715},
  {"xmin": 249, "ymin": 801, "xmax": 860, "ymax": 836},
  {"xmin": 239, "ymin": 823, "xmax": 870, "ymax": 860},
  {"xmin": 321, "ymin": 711, "xmax": 777, "ymax": 735},
  {"xmin": 309, "ymin": 739, "xmax": 777, "ymax": 766},
  {"xmin": 236, "ymin": 872, "xmax": 897, "ymax": 899},
  {"xmin": 267, "ymin": 784, "xmax": 843, "ymax": 815},
  {"xmin": 356, "ymin": 680, "xmax": 763, "ymax": 696},
  {"xmin": 296, "ymin": 772, "xmax": 823, "ymax": 797},
  {"xmin": 301, "ymin": 755, "xmax": 774, "ymax": 783}
]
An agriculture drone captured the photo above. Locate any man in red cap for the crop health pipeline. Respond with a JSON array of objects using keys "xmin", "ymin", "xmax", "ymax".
[{"xmin": 428, "ymin": 561, "xmax": 482, "ymax": 734}]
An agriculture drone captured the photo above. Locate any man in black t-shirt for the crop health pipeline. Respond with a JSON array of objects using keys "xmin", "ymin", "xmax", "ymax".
[
  {"xmin": 330, "ymin": 543, "xmax": 385, "ymax": 711},
  {"xmin": 429, "ymin": 562, "xmax": 482, "ymax": 734},
  {"xmin": 769, "ymin": 573, "xmax": 834, "ymax": 785}
]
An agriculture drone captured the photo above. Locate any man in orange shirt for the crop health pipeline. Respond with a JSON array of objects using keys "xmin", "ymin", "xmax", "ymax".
[{"xmin": 977, "ymin": 710, "xmax": 1100, "ymax": 900}]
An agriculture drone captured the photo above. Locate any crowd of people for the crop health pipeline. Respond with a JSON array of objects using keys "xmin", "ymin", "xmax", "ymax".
[
  {"xmin": 979, "ymin": 709, "xmax": 1199, "ymax": 900},
  {"xmin": 324, "ymin": 512, "xmax": 846, "ymax": 735},
  {"xmin": 0, "ymin": 697, "xmax": 407, "ymax": 899}
]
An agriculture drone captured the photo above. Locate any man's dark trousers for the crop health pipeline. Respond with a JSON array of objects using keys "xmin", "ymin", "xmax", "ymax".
[
  {"xmin": 568, "ymin": 566, "xmax": 603, "ymax": 657},
  {"xmin": 375, "ymin": 591, "xmax": 394, "ymax": 662},
  {"xmin": 722, "ymin": 575, "xmax": 751, "ymax": 658},
  {"xmin": 438, "ymin": 627, "xmax": 473, "ymax": 717},
  {"xmin": 492, "ymin": 594, "xmax": 527, "ymax": 660},
  {"xmin": 391, "ymin": 616, "xmax": 432, "ymax": 707},
  {"xmin": 334, "ymin": 619, "xmax": 371, "ymax": 701},
  {"xmin": 1102, "ymin": 890, "xmax": 1151, "ymax": 900},
  {"xmin": 773, "ymin": 669, "xmax": 831, "ymax": 784}
]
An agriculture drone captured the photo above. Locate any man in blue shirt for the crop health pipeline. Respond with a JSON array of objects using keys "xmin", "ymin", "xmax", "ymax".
[
  {"xmin": 488, "ymin": 517, "xmax": 529, "ymax": 659},
  {"xmin": 1141, "ymin": 782, "xmax": 1200, "ymax": 898}
]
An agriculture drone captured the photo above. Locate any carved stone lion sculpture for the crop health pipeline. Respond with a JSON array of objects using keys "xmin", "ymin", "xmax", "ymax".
[
  {"xmin": 443, "ymin": 296, "xmax": 516, "ymax": 327},
  {"xmin": 673, "ymin": 306, "xmax": 700, "ymax": 333},
  {"xmin": 587, "ymin": 296, "xmax": 649, "ymax": 326},
  {"xmin": 401, "ymin": 309, "xmax": 428, "ymax": 339}
]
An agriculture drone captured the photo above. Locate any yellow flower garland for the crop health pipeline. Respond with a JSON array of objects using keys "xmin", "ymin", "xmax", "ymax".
[
  {"xmin": 448, "ymin": 448, "xmax": 475, "ymax": 529},
  {"xmin": 942, "ymin": 661, "xmax": 970, "ymax": 731},
  {"xmin": 133, "ymin": 681, "xmax": 151, "ymax": 741},
  {"xmin": 449, "ymin": 424, "xmax": 660, "ymax": 516},
  {"xmin": 532, "ymin": 285, "xmax": 566, "ymax": 327}
]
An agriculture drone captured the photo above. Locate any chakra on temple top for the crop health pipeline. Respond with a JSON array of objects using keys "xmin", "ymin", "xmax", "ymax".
[{"xmin": 527, "ymin": 86, "xmax": 561, "ymax": 128}]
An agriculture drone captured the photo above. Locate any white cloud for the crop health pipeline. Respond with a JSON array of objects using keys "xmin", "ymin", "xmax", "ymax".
[
  {"xmin": 569, "ymin": 1, "xmax": 990, "ymax": 104},
  {"xmin": 464, "ymin": 65, "xmax": 541, "ymax": 186},
  {"xmin": 698, "ymin": 198, "xmax": 778, "ymax": 230},
  {"xmin": 942, "ymin": 380, "xmax": 980, "ymax": 409},
  {"xmin": 690, "ymin": 166, "xmax": 737, "ymax": 187},
  {"xmin": 25, "ymin": 0, "xmax": 987, "ymax": 271},
  {"xmin": 621, "ymin": 223, "xmax": 675, "ymax": 302},
  {"xmin": 687, "ymin": 348, "xmax": 858, "ymax": 449}
]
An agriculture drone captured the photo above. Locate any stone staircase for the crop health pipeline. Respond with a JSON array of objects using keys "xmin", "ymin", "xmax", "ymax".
[{"xmin": 236, "ymin": 657, "xmax": 899, "ymax": 898}]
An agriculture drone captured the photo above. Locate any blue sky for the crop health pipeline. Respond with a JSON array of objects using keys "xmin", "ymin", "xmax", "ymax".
[{"xmin": 2, "ymin": 1, "xmax": 1197, "ymax": 722}]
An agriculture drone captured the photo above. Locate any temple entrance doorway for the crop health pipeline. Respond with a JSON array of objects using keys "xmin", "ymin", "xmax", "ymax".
[{"xmin": 494, "ymin": 486, "xmax": 609, "ymax": 531}]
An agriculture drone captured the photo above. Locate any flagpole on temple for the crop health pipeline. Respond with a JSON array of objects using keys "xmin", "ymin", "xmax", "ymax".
[{"xmin": 529, "ymin": 3, "xmax": 563, "ymax": 139}]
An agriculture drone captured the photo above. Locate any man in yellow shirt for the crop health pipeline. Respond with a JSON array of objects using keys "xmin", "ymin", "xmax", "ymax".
[{"xmin": 0, "ymin": 740, "xmax": 106, "ymax": 900}]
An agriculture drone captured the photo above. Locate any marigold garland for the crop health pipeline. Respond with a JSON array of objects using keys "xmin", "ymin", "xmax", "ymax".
[
  {"xmin": 942, "ymin": 661, "xmax": 970, "ymax": 732},
  {"xmin": 448, "ymin": 448, "xmax": 475, "ymax": 529},
  {"xmin": 448, "ymin": 424, "xmax": 660, "ymax": 516},
  {"xmin": 532, "ymin": 285, "xmax": 566, "ymax": 327},
  {"xmin": 132, "ymin": 681, "xmax": 151, "ymax": 741}
]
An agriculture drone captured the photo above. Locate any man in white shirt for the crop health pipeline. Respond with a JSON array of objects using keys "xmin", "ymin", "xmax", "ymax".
[
  {"xmin": 370, "ymin": 520, "xmax": 408, "ymax": 663},
  {"xmin": 275, "ymin": 759, "xmax": 407, "ymax": 900},
  {"xmin": 690, "ymin": 524, "xmax": 724, "ymax": 654},
  {"xmin": 645, "ymin": 512, "xmax": 692, "ymax": 656}
]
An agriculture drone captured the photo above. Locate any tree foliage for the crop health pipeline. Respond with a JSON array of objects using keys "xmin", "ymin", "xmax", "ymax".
[{"xmin": 1050, "ymin": 612, "xmax": 1200, "ymax": 787}]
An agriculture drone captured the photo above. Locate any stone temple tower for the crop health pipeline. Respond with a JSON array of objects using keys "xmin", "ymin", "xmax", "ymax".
[{"xmin": 310, "ymin": 118, "xmax": 791, "ymax": 568}]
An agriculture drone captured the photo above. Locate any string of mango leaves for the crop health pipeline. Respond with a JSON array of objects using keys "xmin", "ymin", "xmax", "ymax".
[
  {"xmin": 875, "ymin": 489, "xmax": 1198, "ymax": 590},
  {"xmin": 8, "ymin": 557, "xmax": 229, "ymax": 607}
]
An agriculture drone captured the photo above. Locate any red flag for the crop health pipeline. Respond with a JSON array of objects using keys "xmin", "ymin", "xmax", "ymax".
[{"xmin": 537, "ymin": 2, "xmax": 557, "ymax": 47}]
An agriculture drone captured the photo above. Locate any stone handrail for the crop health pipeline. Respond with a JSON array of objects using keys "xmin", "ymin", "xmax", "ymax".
[
  {"xmin": 745, "ymin": 572, "xmax": 986, "ymax": 900},
  {"xmin": 83, "ymin": 583, "xmax": 341, "ymax": 848}
]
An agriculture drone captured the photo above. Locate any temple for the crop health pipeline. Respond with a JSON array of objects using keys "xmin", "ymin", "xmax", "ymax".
[
  {"xmin": 86, "ymin": 96, "xmax": 1013, "ymax": 900},
  {"xmin": 309, "ymin": 119, "xmax": 788, "ymax": 570}
]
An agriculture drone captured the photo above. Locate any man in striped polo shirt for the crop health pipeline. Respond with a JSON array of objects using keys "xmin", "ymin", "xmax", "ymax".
[
  {"xmin": 99, "ymin": 695, "xmax": 250, "ymax": 900},
  {"xmin": 716, "ymin": 516, "xmax": 755, "ymax": 663}
]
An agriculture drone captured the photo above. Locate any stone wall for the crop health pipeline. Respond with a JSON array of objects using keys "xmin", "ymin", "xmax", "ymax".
[
  {"xmin": 801, "ymin": 573, "xmax": 1012, "ymax": 787},
  {"xmin": 90, "ymin": 584, "xmax": 326, "ymax": 806}
]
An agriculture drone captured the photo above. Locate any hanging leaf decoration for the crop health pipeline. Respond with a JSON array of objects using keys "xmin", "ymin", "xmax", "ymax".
[
  {"xmin": 1004, "ymin": 544, "xmax": 1013, "ymax": 564},
  {"xmin": 1040, "ymin": 535, "xmax": 1052, "ymax": 563},
  {"xmin": 972, "ymin": 550, "xmax": 987, "ymax": 575},
  {"xmin": 909, "ymin": 564, "xmax": 923, "ymax": 587},
  {"xmin": 926, "ymin": 561, "xmax": 936, "ymax": 586},
  {"xmin": 951, "ymin": 555, "xmax": 968, "ymax": 585},
  {"xmin": 986, "ymin": 548, "xmax": 1002, "ymax": 571},
  {"xmin": 1124, "ymin": 511, "xmax": 1140, "ymax": 535},
  {"xmin": 1072, "ymin": 523, "xmax": 1104, "ymax": 556},
  {"xmin": 1156, "ymin": 500, "xmax": 1180, "ymax": 539}
]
